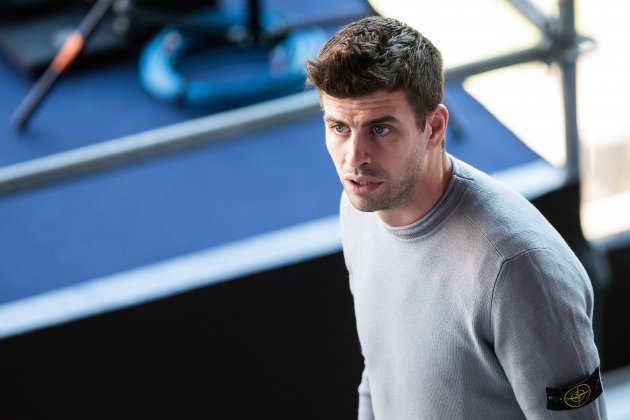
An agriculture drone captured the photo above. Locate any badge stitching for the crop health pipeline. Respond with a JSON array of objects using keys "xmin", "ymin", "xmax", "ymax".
[{"xmin": 546, "ymin": 367, "xmax": 602, "ymax": 411}]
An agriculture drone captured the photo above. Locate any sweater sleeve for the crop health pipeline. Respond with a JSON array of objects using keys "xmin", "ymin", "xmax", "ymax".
[
  {"xmin": 491, "ymin": 248, "xmax": 607, "ymax": 419},
  {"xmin": 339, "ymin": 193, "xmax": 376, "ymax": 419},
  {"xmin": 348, "ymin": 269, "xmax": 375, "ymax": 420},
  {"xmin": 357, "ymin": 366, "xmax": 375, "ymax": 420}
]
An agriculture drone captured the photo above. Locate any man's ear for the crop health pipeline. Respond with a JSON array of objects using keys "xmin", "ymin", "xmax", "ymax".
[{"xmin": 427, "ymin": 104, "xmax": 448, "ymax": 149}]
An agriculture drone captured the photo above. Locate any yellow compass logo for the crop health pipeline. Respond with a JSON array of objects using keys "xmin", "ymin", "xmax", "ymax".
[{"xmin": 564, "ymin": 384, "xmax": 591, "ymax": 408}]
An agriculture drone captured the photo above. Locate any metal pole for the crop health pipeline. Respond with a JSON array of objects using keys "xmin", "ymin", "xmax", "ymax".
[
  {"xmin": 505, "ymin": 0, "xmax": 556, "ymax": 35},
  {"xmin": 558, "ymin": 0, "xmax": 581, "ymax": 184},
  {"xmin": 0, "ymin": 90, "xmax": 322, "ymax": 196},
  {"xmin": 12, "ymin": 0, "xmax": 116, "ymax": 130},
  {"xmin": 444, "ymin": 41, "xmax": 553, "ymax": 82}
]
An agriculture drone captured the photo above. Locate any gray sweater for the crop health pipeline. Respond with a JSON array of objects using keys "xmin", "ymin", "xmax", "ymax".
[{"xmin": 340, "ymin": 157, "xmax": 606, "ymax": 419}]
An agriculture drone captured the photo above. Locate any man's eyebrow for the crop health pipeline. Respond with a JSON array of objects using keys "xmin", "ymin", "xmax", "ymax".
[
  {"xmin": 364, "ymin": 115, "xmax": 399, "ymax": 127},
  {"xmin": 323, "ymin": 114, "xmax": 345, "ymax": 125},
  {"xmin": 322, "ymin": 115, "xmax": 400, "ymax": 126}
]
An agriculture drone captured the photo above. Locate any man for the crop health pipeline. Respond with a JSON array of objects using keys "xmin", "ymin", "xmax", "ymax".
[{"xmin": 305, "ymin": 16, "xmax": 606, "ymax": 419}]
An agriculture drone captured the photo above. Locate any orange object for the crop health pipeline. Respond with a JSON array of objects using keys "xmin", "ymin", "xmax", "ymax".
[{"xmin": 51, "ymin": 32, "xmax": 85, "ymax": 73}]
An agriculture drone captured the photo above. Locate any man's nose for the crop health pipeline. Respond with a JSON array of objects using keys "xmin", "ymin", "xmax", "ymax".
[{"xmin": 345, "ymin": 133, "xmax": 370, "ymax": 168}]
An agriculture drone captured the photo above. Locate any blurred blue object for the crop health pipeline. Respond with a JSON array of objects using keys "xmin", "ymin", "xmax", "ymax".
[{"xmin": 139, "ymin": 8, "xmax": 327, "ymax": 111}]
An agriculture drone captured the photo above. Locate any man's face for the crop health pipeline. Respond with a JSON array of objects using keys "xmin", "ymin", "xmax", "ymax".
[{"xmin": 322, "ymin": 90, "xmax": 432, "ymax": 225}]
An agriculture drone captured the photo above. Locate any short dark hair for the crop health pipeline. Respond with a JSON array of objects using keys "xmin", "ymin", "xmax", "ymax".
[{"xmin": 305, "ymin": 16, "xmax": 444, "ymax": 128}]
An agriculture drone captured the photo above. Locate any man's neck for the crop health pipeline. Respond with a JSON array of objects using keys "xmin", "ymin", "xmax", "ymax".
[{"xmin": 378, "ymin": 152, "xmax": 453, "ymax": 227}]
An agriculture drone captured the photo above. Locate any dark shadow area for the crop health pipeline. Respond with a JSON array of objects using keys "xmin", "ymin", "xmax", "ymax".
[
  {"xmin": 0, "ymin": 252, "xmax": 363, "ymax": 420},
  {"xmin": 601, "ymin": 243, "xmax": 630, "ymax": 371}
]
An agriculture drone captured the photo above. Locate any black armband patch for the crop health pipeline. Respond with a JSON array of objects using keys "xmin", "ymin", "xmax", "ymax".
[{"xmin": 546, "ymin": 367, "xmax": 603, "ymax": 411}]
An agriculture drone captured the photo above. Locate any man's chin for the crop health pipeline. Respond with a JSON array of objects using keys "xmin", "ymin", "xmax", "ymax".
[{"xmin": 347, "ymin": 193, "xmax": 382, "ymax": 213}]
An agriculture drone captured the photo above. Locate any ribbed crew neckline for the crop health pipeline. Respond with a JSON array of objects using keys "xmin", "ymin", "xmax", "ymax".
[{"xmin": 381, "ymin": 156, "xmax": 470, "ymax": 241}]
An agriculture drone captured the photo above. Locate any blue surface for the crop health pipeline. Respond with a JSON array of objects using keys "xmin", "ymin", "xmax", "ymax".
[
  {"xmin": 0, "ymin": 82, "xmax": 540, "ymax": 304},
  {"xmin": 0, "ymin": 52, "xmax": 204, "ymax": 165},
  {"xmin": 0, "ymin": 116, "xmax": 339, "ymax": 303},
  {"xmin": 0, "ymin": 1, "xmax": 541, "ymax": 304},
  {"xmin": 0, "ymin": 0, "xmax": 372, "ymax": 164}
]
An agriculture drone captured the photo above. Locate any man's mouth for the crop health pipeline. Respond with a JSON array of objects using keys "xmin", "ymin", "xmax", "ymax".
[{"xmin": 346, "ymin": 177, "xmax": 382, "ymax": 194}]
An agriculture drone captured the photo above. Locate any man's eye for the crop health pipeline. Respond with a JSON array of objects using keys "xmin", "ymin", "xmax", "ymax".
[
  {"xmin": 373, "ymin": 126, "xmax": 388, "ymax": 135},
  {"xmin": 334, "ymin": 125, "xmax": 345, "ymax": 133}
]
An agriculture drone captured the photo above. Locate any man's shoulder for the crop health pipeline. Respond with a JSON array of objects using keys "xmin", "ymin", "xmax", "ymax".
[{"xmin": 452, "ymin": 158, "xmax": 570, "ymax": 262}]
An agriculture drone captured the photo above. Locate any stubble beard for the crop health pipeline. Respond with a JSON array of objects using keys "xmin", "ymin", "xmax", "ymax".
[{"xmin": 345, "ymin": 158, "xmax": 424, "ymax": 214}]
